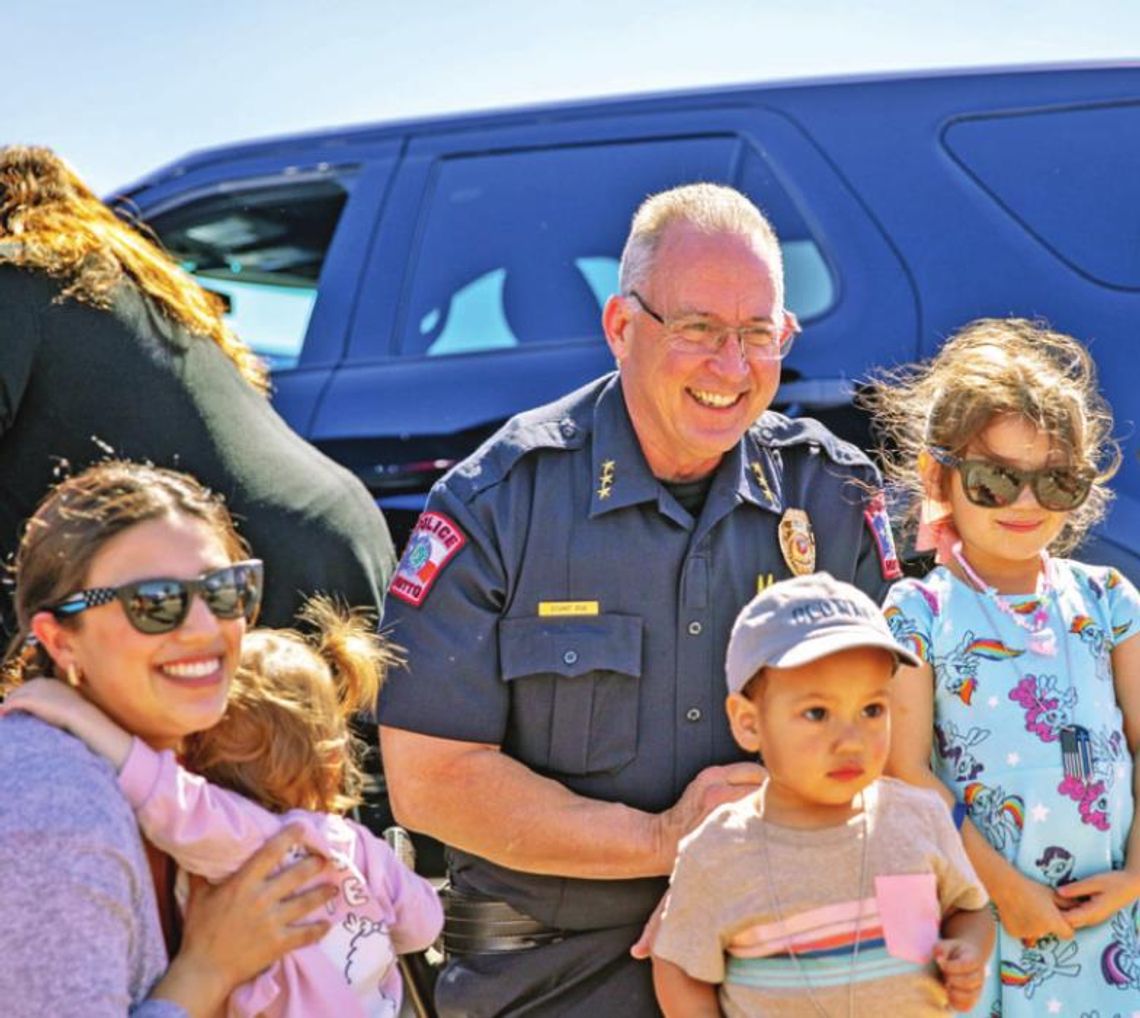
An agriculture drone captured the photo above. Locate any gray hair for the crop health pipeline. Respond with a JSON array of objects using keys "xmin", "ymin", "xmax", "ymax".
[{"xmin": 618, "ymin": 183, "xmax": 784, "ymax": 304}]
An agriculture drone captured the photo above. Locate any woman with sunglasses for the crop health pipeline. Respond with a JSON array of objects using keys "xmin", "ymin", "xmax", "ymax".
[
  {"xmin": 868, "ymin": 318, "xmax": 1140, "ymax": 1016},
  {"xmin": 0, "ymin": 145, "xmax": 394, "ymax": 637},
  {"xmin": 0, "ymin": 460, "xmax": 338, "ymax": 1017}
]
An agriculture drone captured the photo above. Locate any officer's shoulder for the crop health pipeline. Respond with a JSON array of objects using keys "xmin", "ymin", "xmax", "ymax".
[
  {"xmin": 444, "ymin": 376, "xmax": 603, "ymax": 500},
  {"xmin": 751, "ymin": 411, "xmax": 874, "ymax": 470}
]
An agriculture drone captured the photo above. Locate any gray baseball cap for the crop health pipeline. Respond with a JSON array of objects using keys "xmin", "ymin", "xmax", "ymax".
[{"xmin": 725, "ymin": 572, "xmax": 921, "ymax": 694}]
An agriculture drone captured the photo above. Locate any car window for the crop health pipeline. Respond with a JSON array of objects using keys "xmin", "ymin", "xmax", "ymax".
[
  {"xmin": 943, "ymin": 102, "xmax": 1140, "ymax": 290},
  {"xmin": 146, "ymin": 177, "xmax": 353, "ymax": 369},
  {"xmin": 401, "ymin": 137, "xmax": 833, "ymax": 359}
]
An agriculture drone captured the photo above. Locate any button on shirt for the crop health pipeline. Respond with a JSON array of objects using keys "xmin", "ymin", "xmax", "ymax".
[{"xmin": 380, "ymin": 373, "xmax": 892, "ymax": 931}]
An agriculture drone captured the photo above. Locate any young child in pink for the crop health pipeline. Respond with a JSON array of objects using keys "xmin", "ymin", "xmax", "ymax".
[{"xmin": 5, "ymin": 596, "xmax": 442, "ymax": 1018}]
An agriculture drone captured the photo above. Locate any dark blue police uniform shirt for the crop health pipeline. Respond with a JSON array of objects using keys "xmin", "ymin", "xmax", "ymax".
[{"xmin": 380, "ymin": 373, "xmax": 893, "ymax": 931}]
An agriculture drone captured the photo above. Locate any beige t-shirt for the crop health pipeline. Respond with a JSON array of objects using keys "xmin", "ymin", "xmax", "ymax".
[{"xmin": 654, "ymin": 778, "xmax": 988, "ymax": 1017}]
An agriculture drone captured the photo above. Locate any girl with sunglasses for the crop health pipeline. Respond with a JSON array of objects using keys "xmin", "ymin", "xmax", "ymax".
[
  {"xmin": 6, "ymin": 594, "xmax": 443, "ymax": 1018},
  {"xmin": 0, "ymin": 460, "xmax": 339, "ymax": 1018},
  {"xmin": 868, "ymin": 318, "xmax": 1140, "ymax": 1015}
]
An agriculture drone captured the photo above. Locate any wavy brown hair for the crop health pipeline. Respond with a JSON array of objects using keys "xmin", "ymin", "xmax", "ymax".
[
  {"xmin": 0, "ymin": 145, "xmax": 268, "ymax": 393},
  {"xmin": 863, "ymin": 317, "xmax": 1121, "ymax": 555},
  {"xmin": 181, "ymin": 595, "xmax": 402, "ymax": 815}
]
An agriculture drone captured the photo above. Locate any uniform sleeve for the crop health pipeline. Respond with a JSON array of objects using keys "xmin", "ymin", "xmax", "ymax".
[
  {"xmin": 379, "ymin": 480, "xmax": 513, "ymax": 744},
  {"xmin": 882, "ymin": 578, "xmax": 938, "ymax": 664},
  {"xmin": 651, "ymin": 829, "xmax": 727, "ymax": 984},
  {"xmin": 118, "ymin": 739, "xmax": 287, "ymax": 881},
  {"xmin": 0, "ymin": 271, "xmax": 41, "ymax": 436},
  {"xmin": 353, "ymin": 828, "xmax": 444, "ymax": 954},
  {"xmin": 925, "ymin": 795, "xmax": 989, "ymax": 914},
  {"xmin": 1106, "ymin": 567, "xmax": 1140, "ymax": 650}
]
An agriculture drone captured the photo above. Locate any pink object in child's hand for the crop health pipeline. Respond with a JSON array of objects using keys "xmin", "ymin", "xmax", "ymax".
[{"xmin": 875, "ymin": 874, "xmax": 940, "ymax": 964}]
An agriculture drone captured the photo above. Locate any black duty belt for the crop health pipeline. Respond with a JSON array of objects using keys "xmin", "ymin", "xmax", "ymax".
[{"xmin": 441, "ymin": 885, "xmax": 568, "ymax": 956}]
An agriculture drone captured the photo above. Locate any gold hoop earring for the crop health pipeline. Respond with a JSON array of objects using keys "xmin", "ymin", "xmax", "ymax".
[{"xmin": 65, "ymin": 664, "xmax": 82, "ymax": 688}]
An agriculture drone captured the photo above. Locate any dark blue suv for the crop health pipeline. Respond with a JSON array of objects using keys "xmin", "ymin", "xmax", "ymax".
[{"xmin": 117, "ymin": 63, "xmax": 1140, "ymax": 575}]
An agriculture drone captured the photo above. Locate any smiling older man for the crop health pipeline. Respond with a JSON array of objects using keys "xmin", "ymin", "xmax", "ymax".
[{"xmin": 379, "ymin": 183, "xmax": 901, "ymax": 1016}]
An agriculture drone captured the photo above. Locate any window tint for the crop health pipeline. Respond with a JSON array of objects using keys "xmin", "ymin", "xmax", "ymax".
[
  {"xmin": 147, "ymin": 177, "xmax": 352, "ymax": 369},
  {"xmin": 402, "ymin": 137, "xmax": 833, "ymax": 359},
  {"xmin": 944, "ymin": 103, "xmax": 1140, "ymax": 290}
]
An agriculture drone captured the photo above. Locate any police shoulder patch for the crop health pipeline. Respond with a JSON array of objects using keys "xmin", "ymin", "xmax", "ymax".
[
  {"xmin": 863, "ymin": 491, "xmax": 902, "ymax": 581},
  {"xmin": 388, "ymin": 511, "xmax": 468, "ymax": 607}
]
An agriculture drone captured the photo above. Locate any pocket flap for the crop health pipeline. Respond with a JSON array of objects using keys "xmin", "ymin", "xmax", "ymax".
[{"xmin": 498, "ymin": 614, "xmax": 643, "ymax": 681}]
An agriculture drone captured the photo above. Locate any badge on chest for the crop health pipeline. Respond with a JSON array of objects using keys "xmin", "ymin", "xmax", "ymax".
[{"xmin": 778, "ymin": 508, "xmax": 816, "ymax": 576}]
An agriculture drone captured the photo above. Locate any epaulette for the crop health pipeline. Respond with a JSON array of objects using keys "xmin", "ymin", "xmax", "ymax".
[
  {"xmin": 750, "ymin": 411, "xmax": 875, "ymax": 470},
  {"xmin": 442, "ymin": 377, "xmax": 602, "ymax": 501}
]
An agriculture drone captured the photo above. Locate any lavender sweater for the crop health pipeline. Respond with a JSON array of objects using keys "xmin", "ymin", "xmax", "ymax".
[{"xmin": 0, "ymin": 714, "xmax": 185, "ymax": 1017}]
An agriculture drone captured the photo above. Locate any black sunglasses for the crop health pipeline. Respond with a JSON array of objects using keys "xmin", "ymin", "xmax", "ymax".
[
  {"xmin": 46, "ymin": 560, "xmax": 264, "ymax": 635},
  {"xmin": 928, "ymin": 448, "xmax": 1093, "ymax": 512}
]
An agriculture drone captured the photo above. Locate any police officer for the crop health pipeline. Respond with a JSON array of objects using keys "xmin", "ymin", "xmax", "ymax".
[{"xmin": 379, "ymin": 183, "xmax": 902, "ymax": 1016}]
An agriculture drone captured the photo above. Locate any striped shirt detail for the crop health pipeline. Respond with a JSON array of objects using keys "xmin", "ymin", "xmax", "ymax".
[
  {"xmin": 727, "ymin": 895, "xmax": 880, "ymax": 959},
  {"xmin": 725, "ymin": 944, "xmax": 924, "ymax": 989}
]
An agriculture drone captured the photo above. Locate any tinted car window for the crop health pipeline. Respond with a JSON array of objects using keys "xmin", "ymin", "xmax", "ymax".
[
  {"xmin": 943, "ymin": 102, "xmax": 1140, "ymax": 289},
  {"xmin": 147, "ymin": 177, "xmax": 352, "ymax": 368},
  {"xmin": 401, "ymin": 137, "xmax": 833, "ymax": 359}
]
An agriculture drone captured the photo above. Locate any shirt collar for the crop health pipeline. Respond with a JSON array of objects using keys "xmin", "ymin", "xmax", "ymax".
[{"xmin": 589, "ymin": 377, "xmax": 783, "ymax": 518}]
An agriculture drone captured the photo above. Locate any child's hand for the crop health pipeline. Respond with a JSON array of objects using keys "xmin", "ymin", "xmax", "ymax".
[
  {"xmin": 932, "ymin": 937, "xmax": 985, "ymax": 1012},
  {"xmin": 1, "ymin": 677, "xmax": 90, "ymax": 730},
  {"xmin": 1054, "ymin": 869, "xmax": 1140, "ymax": 930},
  {"xmin": 991, "ymin": 869, "xmax": 1074, "ymax": 943},
  {"xmin": 1, "ymin": 677, "xmax": 132, "ymax": 769}
]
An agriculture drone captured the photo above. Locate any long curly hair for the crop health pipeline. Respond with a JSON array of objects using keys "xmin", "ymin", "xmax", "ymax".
[
  {"xmin": 863, "ymin": 317, "xmax": 1121, "ymax": 554},
  {"xmin": 181, "ymin": 595, "xmax": 402, "ymax": 815},
  {"xmin": 0, "ymin": 145, "xmax": 268, "ymax": 393}
]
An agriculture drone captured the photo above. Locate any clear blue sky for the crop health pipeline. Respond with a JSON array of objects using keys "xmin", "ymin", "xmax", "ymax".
[{"xmin": 3, "ymin": 0, "xmax": 1137, "ymax": 194}]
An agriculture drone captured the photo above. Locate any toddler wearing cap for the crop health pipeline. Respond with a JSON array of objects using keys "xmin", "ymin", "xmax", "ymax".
[{"xmin": 651, "ymin": 573, "xmax": 994, "ymax": 1016}]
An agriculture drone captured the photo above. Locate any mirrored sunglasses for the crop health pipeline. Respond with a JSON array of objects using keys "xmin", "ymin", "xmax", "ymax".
[
  {"xmin": 929, "ymin": 448, "xmax": 1092, "ymax": 512},
  {"xmin": 47, "ymin": 560, "xmax": 263, "ymax": 635}
]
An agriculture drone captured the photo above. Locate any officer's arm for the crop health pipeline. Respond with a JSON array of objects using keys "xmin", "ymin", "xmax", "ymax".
[{"xmin": 381, "ymin": 725, "xmax": 762, "ymax": 879}]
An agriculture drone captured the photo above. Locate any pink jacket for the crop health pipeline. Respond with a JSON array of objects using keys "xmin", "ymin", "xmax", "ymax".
[{"xmin": 119, "ymin": 739, "xmax": 443, "ymax": 1018}]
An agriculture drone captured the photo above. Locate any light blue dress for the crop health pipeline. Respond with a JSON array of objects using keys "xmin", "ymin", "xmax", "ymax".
[{"xmin": 884, "ymin": 559, "xmax": 1140, "ymax": 1017}]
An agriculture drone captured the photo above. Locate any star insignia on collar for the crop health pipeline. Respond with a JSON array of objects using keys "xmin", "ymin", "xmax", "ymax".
[
  {"xmin": 750, "ymin": 460, "xmax": 775, "ymax": 505},
  {"xmin": 597, "ymin": 459, "xmax": 616, "ymax": 500}
]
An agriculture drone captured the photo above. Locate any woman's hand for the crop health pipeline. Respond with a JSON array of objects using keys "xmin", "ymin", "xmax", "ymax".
[
  {"xmin": 150, "ymin": 825, "xmax": 337, "ymax": 1017},
  {"xmin": 991, "ymin": 869, "xmax": 1074, "ymax": 944},
  {"xmin": 1055, "ymin": 869, "xmax": 1140, "ymax": 930}
]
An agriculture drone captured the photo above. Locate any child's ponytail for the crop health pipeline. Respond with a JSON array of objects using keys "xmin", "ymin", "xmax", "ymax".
[
  {"xmin": 182, "ymin": 596, "xmax": 404, "ymax": 816},
  {"xmin": 298, "ymin": 594, "xmax": 403, "ymax": 722}
]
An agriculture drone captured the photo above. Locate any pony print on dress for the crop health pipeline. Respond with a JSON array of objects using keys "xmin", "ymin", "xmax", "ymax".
[
  {"xmin": 1034, "ymin": 845, "xmax": 1076, "ymax": 888},
  {"xmin": 1100, "ymin": 902, "xmax": 1140, "ymax": 993},
  {"xmin": 1057, "ymin": 727, "xmax": 1130, "ymax": 833},
  {"xmin": 933, "ymin": 720, "xmax": 990, "ymax": 782},
  {"xmin": 1008, "ymin": 673, "xmax": 1077, "ymax": 742},
  {"xmin": 999, "ymin": 934, "xmax": 1080, "ymax": 999},
  {"xmin": 962, "ymin": 781, "xmax": 1024, "ymax": 859},
  {"xmin": 935, "ymin": 630, "xmax": 1024, "ymax": 705}
]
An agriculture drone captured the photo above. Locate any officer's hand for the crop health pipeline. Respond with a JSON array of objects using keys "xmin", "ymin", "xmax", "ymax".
[{"xmin": 654, "ymin": 762, "xmax": 765, "ymax": 873}]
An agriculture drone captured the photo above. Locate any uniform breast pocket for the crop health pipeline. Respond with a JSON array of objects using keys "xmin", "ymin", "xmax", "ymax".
[{"xmin": 498, "ymin": 614, "xmax": 643, "ymax": 776}]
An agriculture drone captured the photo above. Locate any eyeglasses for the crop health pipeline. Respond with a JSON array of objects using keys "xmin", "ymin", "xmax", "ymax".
[
  {"xmin": 46, "ymin": 560, "xmax": 264, "ymax": 635},
  {"xmin": 628, "ymin": 290, "xmax": 797, "ymax": 361},
  {"xmin": 928, "ymin": 448, "xmax": 1093, "ymax": 512}
]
